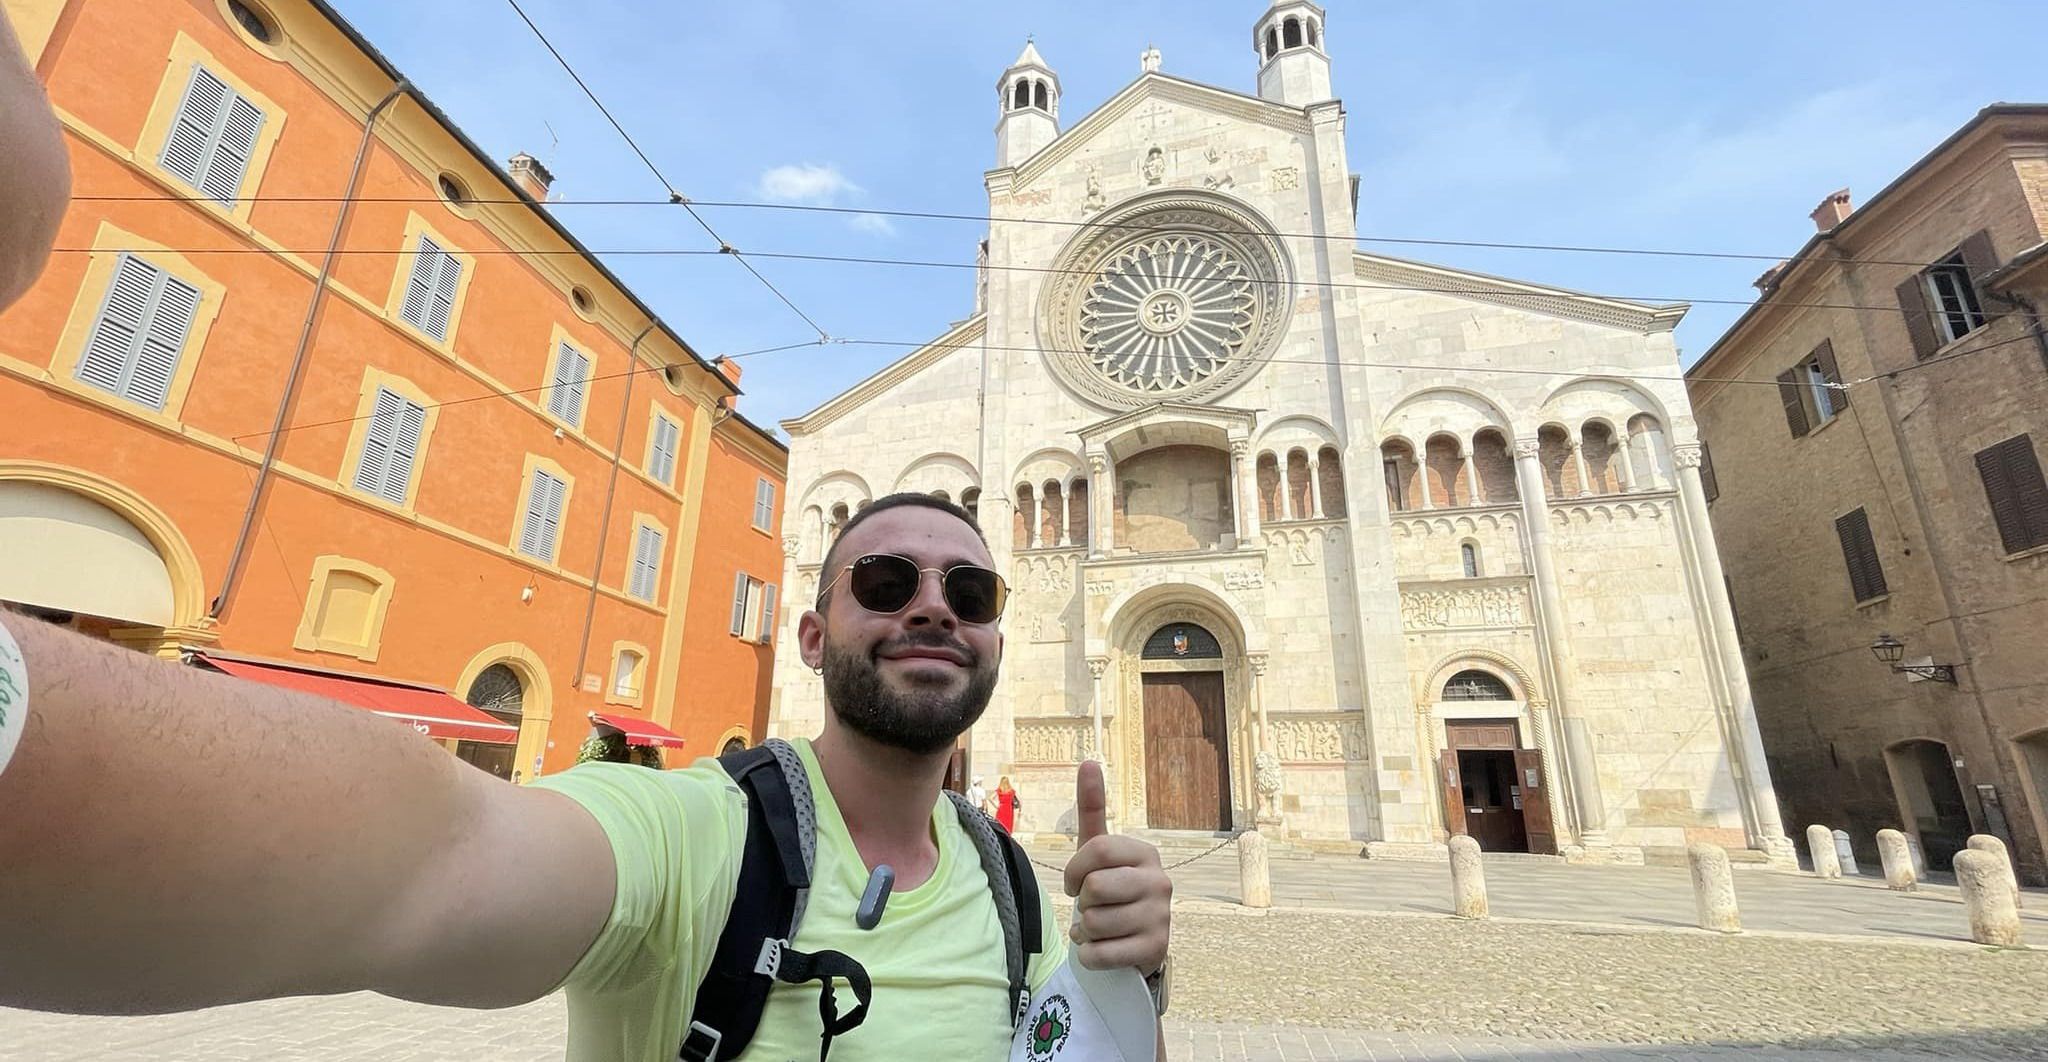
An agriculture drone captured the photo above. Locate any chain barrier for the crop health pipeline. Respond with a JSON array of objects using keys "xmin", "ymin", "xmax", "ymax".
[{"xmin": 1029, "ymin": 834, "xmax": 1241, "ymax": 875}]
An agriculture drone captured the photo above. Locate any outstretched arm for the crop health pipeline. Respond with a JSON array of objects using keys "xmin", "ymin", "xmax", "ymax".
[
  {"xmin": 0, "ymin": 610, "xmax": 616, "ymax": 1014},
  {"xmin": 0, "ymin": 10, "xmax": 69, "ymax": 310}
]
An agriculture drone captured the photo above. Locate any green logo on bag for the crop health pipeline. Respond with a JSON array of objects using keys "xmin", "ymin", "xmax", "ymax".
[{"xmin": 1028, "ymin": 993, "xmax": 1071, "ymax": 1060}]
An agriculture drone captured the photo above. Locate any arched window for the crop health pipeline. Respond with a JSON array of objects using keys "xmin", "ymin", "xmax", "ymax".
[
  {"xmin": 1538, "ymin": 425, "xmax": 1578, "ymax": 498},
  {"xmin": 1626, "ymin": 413, "xmax": 1667, "ymax": 490},
  {"xmin": 829, "ymin": 502, "xmax": 850, "ymax": 541},
  {"xmin": 1581, "ymin": 421, "xmax": 1619, "ymax": 495},
  {"xmin": 1473, "ymin": 430, "xmax": 1518, "ymax": 505},
  {"xmin": 1461, "ymin": 542, "xmax": 1480, "ymax": 578},
  {"xmin": 1040, "ymin": 481, "xmax": 1064, "ymax": 547},
  {"xmin": 1264, "ymin": 27, "xmax": 1279, "ymax": 58},
  {"xmin": 1032, "ymin": 80, "xmax": 1048, "ymax": 111},
  {"xmin": 931, "ymin": 489, "xmax": 950, "ymax": 503},
  {"xmin": 1013, "ymin": 81, "xmax": 1030, "ymax": 110},
  {"xmin": 1425, "ymin": 435, "xmax": 1466, "ymax": 508},
  {"xmin": 1283, "ymin": 17, "xmax": 1303, "ymax": 49},
  {"xmin": 1257, "ymin": 452, "xmax": 1283, "ymax": 522},
  {"xmin": 960, "ymin": 486, "xmax": 982, "ymax": 526},
  {"xmin": 1142, "ymin": 622, "xmax": 1223, "ymax": 660},
  {"xmin": 1317, "ymin": 446, "xmax": 1346, "ymax": 518},
  {"xmin": 1380, "ymin": 439, "xmax": 1418, "ymax": 512},
  {"xmin": 1068, "ymin": 479, "xmax": 1089, "ymax": 547},
  {"xmin": 721, "ymin": 735, "xmax": 748, "ymax": 757},
  {"xmin": 457, "ymin": 663, "xmax": 524, "ymax": 779},
  {"xmin": 1014, "ymin": 484, "xmax": 1036, "ymax": 549},
  {"xmin": 1443, "ymin": 669, "xmax": 1512, "ymax": 701},
  {"xmin": 1305, "ymin": 19, "xmax": 1319, "ymax": 47},
  {"xmin": 1286, "ymin": 449, "xmax": 1313, "ymax": 519}
]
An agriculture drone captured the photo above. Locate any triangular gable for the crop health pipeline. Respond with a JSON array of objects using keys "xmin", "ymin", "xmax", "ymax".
[
  {"xmin": 780, "ymin": 314, "xmax": 985, "ymax": 435},
  {"xmin": 1007, "ymin": 73, "xmax": 1314, "ymax": 191},
  {"xmin": 1352, "ymin": 252, "xmax": 1687, "ymax": 334}
]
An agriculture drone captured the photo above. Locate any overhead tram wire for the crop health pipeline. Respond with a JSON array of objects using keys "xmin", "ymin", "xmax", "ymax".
[
  {"xmin": 72, "ymin": 191, "xmax": 1986, "ymax": 273},
  {"xmin": 499, "ymin": 0, "xmax": 830, "ymax": 341}
]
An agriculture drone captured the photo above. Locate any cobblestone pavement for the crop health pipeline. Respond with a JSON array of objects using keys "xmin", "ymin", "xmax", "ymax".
[
  {"xmin": 1024, "ymin": 841, "xmax": 2048, "ymax": 947},
  {"xmin": 5, "ymin": 906, "xmax": 2044, "ymax": 1060}
]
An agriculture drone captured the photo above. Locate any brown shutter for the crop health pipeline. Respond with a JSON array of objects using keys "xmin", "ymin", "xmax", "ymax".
[
  {"xmin": 1959, "ymin": 229, "xmax": 1999, "ymax": 279},
  {"xmin": 1896, "ymin": 273, "xmax": 1940, "ymax": 359},
  {"xmin": 1776, "ymin": 369, "xmax": 1810, "ymax": 438},
  {"xmin": 1811, "ymin": 338, "xmax": 1848, "ymax": 412},
  {"xmin": 1834, "ymin": 508, "xmax": 1887, "ymax": 601},
  {"xmin": 1981, "ymin": 434, "xmax": 2048, "ymax": 553},
  {"xmin": 1698, "ymin": 440, "xmax": 1720, "ymax": 502}
]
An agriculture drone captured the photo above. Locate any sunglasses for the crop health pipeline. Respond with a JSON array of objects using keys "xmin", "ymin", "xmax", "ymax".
[{"xmin": 819, "ymin": 553, "xmax": 1008, "ymax": 624}]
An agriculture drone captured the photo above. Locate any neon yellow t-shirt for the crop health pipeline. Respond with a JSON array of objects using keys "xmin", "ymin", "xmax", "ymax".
[{"xmin": 531, "ymin": 738, "xmax": 1065, "ymax": 1062}]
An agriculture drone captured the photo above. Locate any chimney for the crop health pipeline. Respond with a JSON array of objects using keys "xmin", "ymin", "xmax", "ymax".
[
  {"xmin": 712, "ymin": 356, "xmax": 742, "ymax": 409},
  {"xmin": 1753, "ymin": 260, "xmax": 1789, "ymax": 293},
  {"xmin": 1810, "ymin": 188, "xmax": 1852, "ymax": 232},
  {"xmin": 508, "ymin": 152, "xmax": 554, "ymax": 201}
]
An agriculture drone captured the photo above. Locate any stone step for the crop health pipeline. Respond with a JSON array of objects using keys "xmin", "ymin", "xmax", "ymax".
[{"xmin": 1641, "ymin": 846, "xmax": 1772, "ymax": 867}]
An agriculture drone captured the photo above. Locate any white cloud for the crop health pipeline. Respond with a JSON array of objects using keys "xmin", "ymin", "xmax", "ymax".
[
  {"xmin": 848, "ymin": 212, "xmax": 897, "ymax": 237},
  {"xmin": 757, "ymin": 162, "xmax": 860, "ymax": 204}
]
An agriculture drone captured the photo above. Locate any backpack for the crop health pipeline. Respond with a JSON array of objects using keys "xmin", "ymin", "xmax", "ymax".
[{"xmin": 678, "ymin": 739, "xmax": 1043, "ymax": 1062}]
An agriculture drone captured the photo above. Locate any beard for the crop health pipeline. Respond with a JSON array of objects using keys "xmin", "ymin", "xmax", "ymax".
[{"xmin": 822, "ymin": 628, "xmax": 998, "ymax": 756}]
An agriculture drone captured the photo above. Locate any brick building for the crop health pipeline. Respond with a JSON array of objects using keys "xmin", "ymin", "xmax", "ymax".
[
  {"xmin": 0, "ymin": 0, "xmax": 786, "ymax": 774},
  {"xmin": 1688, "ymin": 105, "xmax": 2048, "ymax": 884}
]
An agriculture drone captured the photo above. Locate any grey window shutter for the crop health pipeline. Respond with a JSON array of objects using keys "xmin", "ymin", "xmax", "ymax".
[
  {"xmin": 729, "ymin": 572, "xmax": 750, "ymax": 635},
  {"xmin": 77, "ymin": 255, "xmax": 199, "ymax": 410},
  {"xmin": 1775, "ymin": 369, "xmax": 1809, "ymax": 438},
  {"xmin": 1698, "ymin": 441, "xmax": 1720, "ymax": 503},
  {"xmin": 383, "ymin": 398, "xmax": 426, "ymax": 503},
  {"xmin": 650, "ymin": 416, "xmax": 678, "ymax": 482},
  {"xmin": 1811, "ymin": 339, "xmax": 1847, "ymax": 413},
  {"xmin": 1895, "ymin": 273, "xmax": 1939, "ymax": 359},
  {"xmin": 521, "ymin": 471, "xmax": 562, "ymax": 559},
  {"xmin": 540, "ymin": 474, "xmax": 566, "ymax": 559},
  {"xmin": 760, "ymin": 583, "xmax": 777, "ymax": 643},
  {"xmin": 400, "ymin": 237, "xmax": 440, "ymax": 334},
  {"xmin": 353, "ymin": 389, "xmax": 403, "ymax": 496},
  {"xmin": 426, "ymin": 246, "xmax": 459, "ymax": 340},
  {"xmin": 161, "ymin": 66, "xmax": 229, "ymax": 188},
  {"xmin": 631, "ymin": 527, "xmax": 663, "ymax": 600},
  {"xmin": 129, "ymin": 274, "xmax": 200, "ymax": 410},
  {"xmin": 1834, "ymin": 508, "xmax": 1886, "ymax": 601},
  {"xmin": 552, "ymin": 345, "xmax": 588, "ymax": 424},
  {"xmin": 199, "ymin": 96, "xmax": 265, "ymax": 206}
]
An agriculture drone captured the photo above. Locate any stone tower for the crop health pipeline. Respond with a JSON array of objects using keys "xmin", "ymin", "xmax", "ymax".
[
  {"xmin": 995, "ymin": 40, "xmax": 1060, "ymax": 168},
  {"xmin": 1253, "ymin": 0, "xmax": 1331, "ymax": 107}
]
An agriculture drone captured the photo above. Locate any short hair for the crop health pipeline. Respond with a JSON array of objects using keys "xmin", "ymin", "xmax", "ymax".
[{"xmin": 817, "ymin": 492, "xmax": 988, "ymax": 605}]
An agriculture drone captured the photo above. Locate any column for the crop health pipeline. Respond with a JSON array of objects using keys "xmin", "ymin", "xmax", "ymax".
[
  {"xmin": 1305, "ymin": 456, "xmax": 1322, "ymax": 520},
  {"xmin": 1673, "ymin": 443, "xmax": 1794, "ymax": 858},
  {"xmin": 1088, "ymin": 452, "xmax": 1114, "ymax": 557},
  {"xmin": 1614, "ymin": 439, "xmax": 1636, "ymax": 493},
  {"xmin": 1571, "ymin": 437, "xmax": 1593, "ymax": 498},
  {"xmin": 1514, "ymin": 437, "xmax": 1610, "ymax": 847},
  {"xmin": 1461, "ymin": 441, "xmax": 1480, "ymax": 507},
  {"xmin": 1249, "ymin": 652, "xmax": 1280, "ymax": 826},
  {"xmin": 1249, "ymin": 652, "xmax": 1272, "ymax": 752},
  {"xmin": 1417, "ymin": 455, "xmax": 1435, "ymax": 511},
  {"xmin": 1086, "ymin": 655, "xmax": 1109, "ymax": 763},
  {"xmin": 1230, "ymin": 440, "xmax": 1260, "ymax": 547}
]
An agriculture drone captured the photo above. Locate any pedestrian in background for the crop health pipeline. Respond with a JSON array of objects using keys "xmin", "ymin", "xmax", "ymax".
[
  {"xmin": 967, "ymin": 774, "xmax": 988, "ymax": 815},
  {"xmin": 996, "ymin": 775, "xmax": 1020, "ymax": 833}
]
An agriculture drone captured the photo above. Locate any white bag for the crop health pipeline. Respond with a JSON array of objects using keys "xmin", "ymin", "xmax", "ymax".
[{"xmin": 1008, "ymin": 959, "xmax": 1156, "ymax": 1062}]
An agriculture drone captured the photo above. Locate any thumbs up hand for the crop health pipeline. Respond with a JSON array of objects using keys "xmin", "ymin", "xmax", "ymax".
[{"xmin": 1063, "ymin": 759, "xmax": 1172, "ymax": 973}]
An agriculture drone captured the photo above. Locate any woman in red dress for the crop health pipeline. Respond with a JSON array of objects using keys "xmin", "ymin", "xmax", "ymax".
[{"xmin": 994, "ymin": 775, "xmax": 1019, "ymax": 833}]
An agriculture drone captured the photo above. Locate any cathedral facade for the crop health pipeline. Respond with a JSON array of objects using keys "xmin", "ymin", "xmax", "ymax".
[{"xmin": 772, "ymin": 3, "xmax": 1794, "ymax": 863}]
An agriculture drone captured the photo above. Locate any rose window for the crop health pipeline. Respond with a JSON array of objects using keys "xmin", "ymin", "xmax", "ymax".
[{"xmin": 1079, "ymin": 236, "xmax": 1257, "ymax": 392}]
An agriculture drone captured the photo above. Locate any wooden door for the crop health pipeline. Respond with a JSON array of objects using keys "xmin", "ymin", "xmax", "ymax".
[
  {"xmin": 1143, "ymin": 672, "xmax": 1229, "ymax": 830},
  {"xmin": 1513, "ymin": 749, "xmax": 1557, "ymax": 855},
  {"xmin": 1439, "ymin": 749, "xmax": 1467, "ymax": 838}
]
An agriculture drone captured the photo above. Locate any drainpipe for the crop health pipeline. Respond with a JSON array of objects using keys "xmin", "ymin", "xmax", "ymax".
[
  {"xmin": 210, "ymin": 80, "xmax": 409, "ymax": 621},
  {"xmin": 571, "ymin": 325, "xmax": 657, "ymax": 690}
]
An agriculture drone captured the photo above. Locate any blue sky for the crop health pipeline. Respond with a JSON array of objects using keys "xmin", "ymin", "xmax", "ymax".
[{"xmin": 329, "ymin": 0, "xmax": 2045, "ymax": 430}]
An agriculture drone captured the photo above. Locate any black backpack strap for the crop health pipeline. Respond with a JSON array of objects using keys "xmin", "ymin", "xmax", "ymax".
[
  {"xmin": 944, "ymin": 790, "xmax": 1044, "ymax": 1031},
  {"xmin": 682, "ymin": 740, "xmax": 869, "ymax": 1062}
]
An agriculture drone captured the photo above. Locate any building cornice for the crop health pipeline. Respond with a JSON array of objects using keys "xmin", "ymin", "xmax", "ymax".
[
  {"xmin": 780, "ymin": 315, "xmax": 986, "ymax": 436},
  {"xmin": 996, "ymin": 73, "xmax": 1315, "ymax": 192},
  {"xmin": 1352, "ymin": 252, "xmax": 1686, "ymax": 334}
]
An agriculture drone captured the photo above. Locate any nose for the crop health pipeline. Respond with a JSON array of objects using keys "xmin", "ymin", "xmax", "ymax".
[{"xmin": 900, "ymin": 568, "xmax": 957, "ymax": 631}]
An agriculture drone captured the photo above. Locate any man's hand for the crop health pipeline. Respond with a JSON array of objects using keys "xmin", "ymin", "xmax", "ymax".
[{"xmin": 1063, "ymin": 759, "xmax": 1170, "ymax": 973}]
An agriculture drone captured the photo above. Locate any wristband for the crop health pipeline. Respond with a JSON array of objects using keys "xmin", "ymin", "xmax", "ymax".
[{"xmin": 0, "ymin": 618, "xmax": 25, "ymax": 778}]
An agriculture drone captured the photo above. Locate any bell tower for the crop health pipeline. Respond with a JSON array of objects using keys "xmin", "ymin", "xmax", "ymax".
[
  {"xmin": 995, "ymin": 39, "xmax": 1060, "ymax": 168},
  {"xmin": 1253, "ymin": 1, "xmax": 1332, "ymax": 107}
]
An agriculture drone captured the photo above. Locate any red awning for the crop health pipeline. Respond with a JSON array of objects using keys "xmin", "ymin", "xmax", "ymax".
[
  {"xmin": 201, "ymin": 656, "xmax": 519, "ymax": 745},
  {"xmin": 590, "ymin": 711, "xmax": 687, "ymax": 749}
]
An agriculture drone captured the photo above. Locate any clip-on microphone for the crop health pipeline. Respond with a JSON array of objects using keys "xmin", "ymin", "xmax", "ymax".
[{"xmin": 855, "ymin": 864, "xmax": 895, "ymax": 930}]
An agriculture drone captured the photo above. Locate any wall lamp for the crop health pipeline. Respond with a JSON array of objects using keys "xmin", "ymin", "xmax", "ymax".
[{"xmin": 1868, "ymin": 633, "xmax": 1958, "ymax": 684}]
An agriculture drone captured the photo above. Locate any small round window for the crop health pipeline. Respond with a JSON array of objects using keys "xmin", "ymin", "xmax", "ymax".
[
  {"xmin": 436, "ymin": 173, "xmax": 470, "ymax": 207},
  {"xmin": 228, "ymin": 0, "xmax": 275, "ymax": 43},
  {"xmin": 571, "ymin": 286, "xmax": 595, "ymax": 315}
]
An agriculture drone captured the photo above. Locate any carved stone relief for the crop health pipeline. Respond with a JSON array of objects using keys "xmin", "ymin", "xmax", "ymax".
[
  {"xmin": 1222, "ymin": 569, "xmax": 1264, "ymax": 591},
  {"xmin": 1399, "ymin": 583, "xmax": 1532, "ymax": 630},
  {"xmin": 1271, "ymin": 166, "xmax": 1300, "ymax": 191},
  {"xmin": 1015, "ymin": 719, "xmax": 1090, "ymax": 764},
  {"xmin": 1270, "ymin": 714, "xmax": 1370, "ymax": 763}
]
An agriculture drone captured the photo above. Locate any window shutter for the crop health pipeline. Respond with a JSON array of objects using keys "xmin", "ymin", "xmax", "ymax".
[
  {"xmin": 383, "ymin": 398, "xmax": 426, "ymax": 504},
  {"xmin": 1698, "ymin": 440, "xmax": 1720, "ymax": 503},
  {"xmin": 630, "ymin": 526, "xmax": 663, "ymax": 601},
  {"xmin": 353, "ymin": 389, "xmax": 403, "ymax": 496},
  {"xmin": 540, "ymin": 474, "xmax": 566, "ymax": 559},
  {"xmin": 759, "ymin": 583, "xmax": 778, "ymax": 644},
  {"xmin": 400, "ymin": 238, "xmax": 439, "ymax": 333},
  {"xmin": 550, "ymin": 345, "xmax": 588, "ymax": 424},
  {"xmin": 1958, "ymin": 229, "xmax": 1999, "ymax": 281},
  {"xmin": 649, "ymin": 415, "xmax": 678, "ymax": 482},
  {"xmin": 1811, "ymin": 339, "xmax": 1848, "ymax": 413},
  {"xmin": 729, "ymin": 571, "xmax": 750, "ymax": 635},
  {"xmin": 1834, "ymin": 508, "xmax": 1887, "ymax": 601},
  {"xmin": 128, "ymin": 274, "xmax": 200, "ymax": 410},
  {"xmin": 1895, "ymin": 273, "xmax": 1940, "ymax": 359},
  {"xmin": 76, "ymin": 257, "xmax": 156, "ymax": 395},
  {"xmin": 1775, "ymin": 369, "xmax": 1810, "ymax": 438},
  {"xmin": 754, "ymin": 478, "xmax": 776, "ymax": 530},
  {"xmin": 427, "ymin": 248, "xmax": 460, "ymax": 339},
  {"xmin": 1978, "ymin": 435, "xmax": 2048, "ymax": 554},
  {"xmin": 77, "ymin": 256, "xmax": 199, "ymax": 410},
  {"xmin": 520, "ymin": 471, "xmax": 565, "ymax": 560},
  {"xmin": 161, "ymin": 67, "xmax": 229, "ymax": 188},
  {"xmin": 199, "ymin": 96, "xmax": 265, "ymax": 206}
]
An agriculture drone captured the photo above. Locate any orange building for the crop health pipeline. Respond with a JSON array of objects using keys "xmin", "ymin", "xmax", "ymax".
[{"xmin": 0, "ymin": 0, "xmax": 787, "ymax": 775}]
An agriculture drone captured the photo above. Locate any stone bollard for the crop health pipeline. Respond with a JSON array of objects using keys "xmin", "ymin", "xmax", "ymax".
[
  {"xmin": 1968, "ymin": 834, "xmax": 2023, "ymax": 910},
  {"xmin": 1687, "ymin": 843, "xmax": 1741, "ymax": 933},
  {"xmin": 1238, "ymin": 830, "xmax": 1271, "ymax": 909},
  {"xmin": 1877, "ymin": 829, "xmax": 1918, "ymax": 891},
  {"xmin": 1954, "ymin": 849, "xmax": 2023, "ymax": 947},
  {"xmin": 1448, "ymin": 835, "xmax": 1489, "ymax": 918},
  {"xmin": 1805, "ymin": 824, "xmax": 1842, "ymax": 879},
  {"xmin": 1833, "ymin": 829, "xmax": 1861, "ymax": 876}
]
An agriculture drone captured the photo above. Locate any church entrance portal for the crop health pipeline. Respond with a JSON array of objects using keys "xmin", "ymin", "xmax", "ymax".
[
  {"xmin": 1439, "ymin": 719, "xmax": 1556, "ymax": 854},
  {"xmin": 1142, "ymin": 671, "xmax": 1230, "ymax": 830}
]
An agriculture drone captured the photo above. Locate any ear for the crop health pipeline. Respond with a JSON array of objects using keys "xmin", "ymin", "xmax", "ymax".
[{"xmin": 797, "ymin": 608, "xmax": 827, "ymax": 670}]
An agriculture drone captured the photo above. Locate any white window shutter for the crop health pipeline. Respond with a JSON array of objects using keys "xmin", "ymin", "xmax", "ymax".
[
  {"xmin": 753, "ymin": 478, "xmax": 776, "ymax": 530},
  {"xmin": 520, "ymin": 470, "xmax": 562, "ymax": 559},
  {"xmin": 399, "ymin": 237, "xmax": 438, "ymax": 333},
  {"xmin": 353, "ymin": 389, "xmax": 403, "ymax": 496},
  {"xmin": 539, "ymin": 474, "xmax": 566, "ymax": 559},
  {"xmin": 759, "ymin": 584, "xmax": 778, "ymax": 644},
  {"xmin": 550, "ymin": 344, "xmax": 588, "ymax": 424},
  {"xmin": 75, "ymin": 256, "xmax": 157, "ymax": 395},
  {"xmin": 130, "ymin": 277, "xmax": 201, "ymax": 410},
  {"xmin": 650, "ymin": 415, "xmax": 679, "ymax": 483},
  {"xmin": 729, "ymin": 571, "xmax": 750, "ymax": 635},
  {"xmin": 76, "ymin": 256, "xmax": 199, "ymax": 410},
  {"xmin": 427, "ymin": 247, "xmax": 459, "ymax": 340},
  {"xmin": 383, "ymin": 398, "xmax": 427, "ymax": 503},
  {"xmin": 161, "ymin": 67, "xmax": 228, "ymax": 188},
  {"xmin": 199, "ymin": 96, "xmax": 265, "ymax": 206}
]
